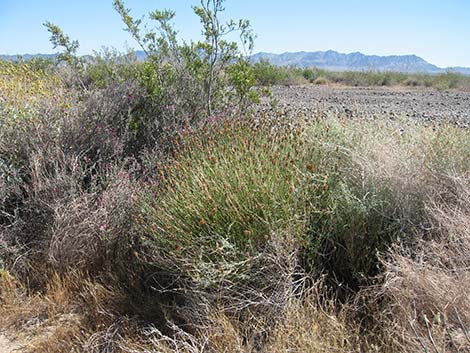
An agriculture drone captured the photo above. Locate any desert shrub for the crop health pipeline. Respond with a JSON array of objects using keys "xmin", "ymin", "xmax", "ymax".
[
  {"xmin": 48, "ymin": 168, "xmax": 140, "ymax": 274},
  {"xmin": 294, "ymin": 119, "xmax": 400, "ymax": 287},
  {"xmin": 61, "ymin": 79, "xmax": 176, "ymax": 159},
  {"xmin": 0, "ymin": 148, "xmax": 93, "ymax": 280},
  {"xmin": 313, "ymin": 76, "xmax": 328, "ymax": 85},
  {"xmin": 135, "ymin": 116, "xmax": 470, "ymax": 295},
  {"xmin": 0, "ymin": 60, "xmax": 60, "ymax": 109},
  {"xmin": 433, "ymin": 71, "xmax": 461, "ymax": 90},
  {"xmin": 227, "ymin": 60, "xmax": 260, "ymax": 107},
  {"xmin": 84, "ymin": 48, "xmax": 140, "ymax": 88},
  {"xmin": 252, "ymin": 60, "xmax": 307, "ymax": 86},
  {"xmin": 301, "ymin": 68, "xmax": 315, "ymax": 81},
  {"xmin": 137, "ymin": 117, "xmax": 304, "ymax": 289},
  {"xmin": 252, "ymin": 59, "xmax": 287, "ymax": 85},
  {"xmin": 0, "ymin": 82, "xmax": 139, "ymax": 278},
  {"xmin": 297, "ymin": 118, "xmax": 470, "ymax": 290},
  {"xmin": 112, "ymin": 0, "xmax": 258, "ymax": 119}
]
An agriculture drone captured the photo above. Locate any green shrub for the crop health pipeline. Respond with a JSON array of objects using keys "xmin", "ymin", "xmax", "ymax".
[
  {"xmin": 252, "ymin": 60, "xmax": 307, "ymax": 86},
  {"xmin": 136, "ymin": 116, "xmax": 470, "ymax": 291},
  {"xmin": 138, "ymin": 117, "xmax": 304, "ymax": 287},
  {"xmin": 251, "ymin": 63, "xmax": 470, "ymax": 90},
  {"xmin": 433, "ymin": 71, "xmax": 461, "ymax": 90},
  {"xmin": 313, "ymin": 76, "xmax": 328, "ymax": 85},
  {"xmin": 84, "ymin": 48, "xmax": 140, "ymax": 88}
]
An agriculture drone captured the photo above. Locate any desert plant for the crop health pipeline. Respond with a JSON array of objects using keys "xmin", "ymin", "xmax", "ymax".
[
  {"xmin": 252, "ymin": 60, "xmax": 307, "ymax": 86},
  {"xmin": 43, "ymin": 21, "xmax": 81, "ymax": 68},
  {"xmin": 113, "ymin": 0, "xmax": 257, "ymax": 118},
  {"xmin": 136, "ymin": 117, "xmax": 304, "ymax": 291}
]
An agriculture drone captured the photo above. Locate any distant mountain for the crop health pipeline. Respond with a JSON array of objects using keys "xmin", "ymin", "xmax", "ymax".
[
  {"xmin": 447, "ymin": 66, "xmax": 470, "ymax": 75},
  {"xmin": 134, "ymin": 51, "xmax": 147, "ymax": 61},
  {"xmin": 2, "ymin": 50, "xmax": 469, "ymax": 75},
  {"xmin": 0, "ymin": 53, "xmax": 58, "ymax": 61},
  {"xmin": 251, "ymin": 50, "xmax": 470, "ymax": 75},
  {"xmin": 0, "ymin": 52, "xmax": 146, "ymax": 63}
]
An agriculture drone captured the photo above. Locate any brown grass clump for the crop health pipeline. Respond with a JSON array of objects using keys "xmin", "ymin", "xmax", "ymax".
[
  {"xmin": 370, "ymin": 177, "xmax": 470, "ymax": 353},
  {"xmin": 0, "ymin": 271, "xmax": 141, "ymax": 353},
  {"xmin": 264, "ymin": 297, "xmax": 360, "ymax": 353}
]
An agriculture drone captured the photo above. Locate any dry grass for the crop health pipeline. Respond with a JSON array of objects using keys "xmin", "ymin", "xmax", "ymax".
[
  {"xmin": 373, "ymin": 178, "xmax": 470, "ymax": 353},
  {"xmin": 0, "ymin": 271, "xmax": 137, "ymax": 353},
  {"xmin": 264, "ymin": 298, "xmax": 361, "ymax": 353},
  {"xmin": 1, "ymin": 269, "xmax": 363, "ymax": 353}
]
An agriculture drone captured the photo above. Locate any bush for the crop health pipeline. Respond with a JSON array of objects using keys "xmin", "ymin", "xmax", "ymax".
[
  {"xmin": 371, "ymin": 178, "xmax": 470, "ymax": 352},
  {"xmin": 309, "ymin": 119, "xmax": 469, "ymax": 282},
  {"xmin": 252, "ymin": 59, "xmax": 307, "ymax": 86},
  {"xmin": 251, "ymin": 62, "xmax": 470, "ymax": 90},
  {"xmin": 84, "ymin": 48, "xmax": 140, "ymax": 88},
  {"xmin": 136, "ymin": 116, "xmax": 470, "ymax": 294},
  {"xmin": 137, "ymin": 117, "xmax": 303, "ymax": 289},
  {"xmin": 313, "ymin": 76, "xmax": 328, "ymax": 85}
]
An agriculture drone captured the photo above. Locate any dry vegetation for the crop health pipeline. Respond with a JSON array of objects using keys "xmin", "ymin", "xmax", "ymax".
[{"xmin": 1, "ymin": 3, "xmax": 470, "ymax": 352}]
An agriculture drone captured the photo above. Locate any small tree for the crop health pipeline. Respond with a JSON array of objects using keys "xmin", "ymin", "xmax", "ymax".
[
  {"xmin": 43, "ymin": 21, "xmax": 81, "ymax": 67},
  {"xmin": 193, "ymin": 0, "xmax": 254, "ymax": 115},
  {"xmin": 112, "ymin": 1, "xmax": 178, "ymax": 63},
  {"xmin": 113, "ymin": 0, "xmax": 256, "ymax": 117}
]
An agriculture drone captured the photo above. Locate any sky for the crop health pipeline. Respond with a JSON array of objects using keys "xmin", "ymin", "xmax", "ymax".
[{"xmin": 0, "ymin": 0, "xmax": 469, "ymax": 68}]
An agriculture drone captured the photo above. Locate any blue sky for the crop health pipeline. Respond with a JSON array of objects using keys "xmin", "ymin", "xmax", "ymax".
[{"xmin": 1, "ymin": 0, "xmax": 469, "ymax": 67}]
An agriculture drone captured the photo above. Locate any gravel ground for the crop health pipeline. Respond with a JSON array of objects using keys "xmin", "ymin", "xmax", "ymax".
[{"xmin": 259, "ymin": 85, "xmax": 470, "ymax": 126}]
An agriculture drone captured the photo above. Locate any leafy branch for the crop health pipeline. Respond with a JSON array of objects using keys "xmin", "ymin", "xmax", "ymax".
[{"xmin": 43, "ymin": 21, "xmax": 81, "ymax": 67}]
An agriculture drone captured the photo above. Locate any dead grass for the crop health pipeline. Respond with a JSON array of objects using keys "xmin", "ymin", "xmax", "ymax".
[
  {"xmin": 264, "ymin": 298, "xmax": 361, "ymax": 353},
  {"xmin": 0, "ymin": 271, "xmax": 138, "ymax": 353},
  {"xmin": 369, "ymin": 176, "xmax": 470, "ymax": 353}
]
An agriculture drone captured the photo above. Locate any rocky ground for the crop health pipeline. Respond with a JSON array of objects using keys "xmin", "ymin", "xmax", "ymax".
[{"xmin": 259, "ymin": 85, "xmax": 470, "ymax": 126}]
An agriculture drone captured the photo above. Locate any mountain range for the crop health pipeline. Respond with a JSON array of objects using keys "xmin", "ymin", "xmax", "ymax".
[
  {"xmin": 2, "ymin": 50, "xmax": 469, "ymax": 75},
  {"xmin": 251, "ymin": 50, "xmax": 470, "ymax": 75},
  {"xmin": 0, "ymin": 53, "xmax": 58, "ymax": 61}
]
